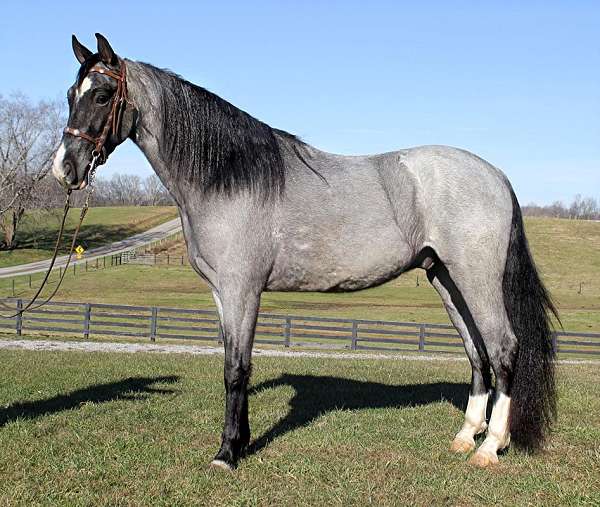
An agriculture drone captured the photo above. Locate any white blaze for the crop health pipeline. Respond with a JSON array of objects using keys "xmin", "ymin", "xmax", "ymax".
[
  {"xmin": 52, "ymin": 143, "xmax": 66, "ymax": 180},
  {"xmin": 76, "ymin": 77, "xmax": 93, "ymax": 100}
]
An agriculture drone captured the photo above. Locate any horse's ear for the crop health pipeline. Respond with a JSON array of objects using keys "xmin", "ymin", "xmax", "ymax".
[
  {"xmin": 95, "ymin": 33, "xmax": 117, "ymax": 65},
  {"xmin": 72, "ymin": 35, "xmax": 93, "ymax": 64}
]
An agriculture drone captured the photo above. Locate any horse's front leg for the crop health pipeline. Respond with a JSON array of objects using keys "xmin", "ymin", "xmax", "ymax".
[{"xmin": 210, "ymin": 284, "xmax": 260, "ymax": 470}]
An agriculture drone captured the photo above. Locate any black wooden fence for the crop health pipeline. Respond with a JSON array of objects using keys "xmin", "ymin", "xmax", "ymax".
[{"xmin": 0, "ymin": 299, "xmax": 599, "ymax": 357}]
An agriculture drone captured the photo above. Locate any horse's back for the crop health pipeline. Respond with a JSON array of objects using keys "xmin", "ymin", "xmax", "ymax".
[{"xmin": 268, "ymin": 142, "xmax": 514, "ymax": 291}]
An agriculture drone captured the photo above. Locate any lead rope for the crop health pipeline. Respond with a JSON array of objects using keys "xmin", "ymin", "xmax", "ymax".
[{"xmin": 0, "ymin": 156, "xmax": 98, "ymax": 319}]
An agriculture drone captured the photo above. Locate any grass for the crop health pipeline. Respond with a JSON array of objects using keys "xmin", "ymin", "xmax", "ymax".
[
  {"xmin": 1, "ymin": 216, "xmax": 599, "ymax": 331},
  {"xmin": 0, "ymin": 347, "xmax": 597, "ymax": 505},
  {"xmin": 0, "ymin": 206, "xmax": 178, "ymax": 268}
]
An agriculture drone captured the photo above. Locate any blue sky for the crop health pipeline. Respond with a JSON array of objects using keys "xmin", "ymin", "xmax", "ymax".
[{"xmin": 1, "ymin": 1, "xmax": 598, "ymax": 204}]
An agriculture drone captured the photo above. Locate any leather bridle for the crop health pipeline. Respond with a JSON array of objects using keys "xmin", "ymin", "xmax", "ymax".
[
  {"xmin": 63, "ymin": 58, "xmax": 128, "ymax": 172},
  {"xmin": 0, "ymin": 59, "xmax": 128, "ymax": 319},
  {"xmin": 0, "ymin": 59, "xmax": 130, "ymax": 319}
]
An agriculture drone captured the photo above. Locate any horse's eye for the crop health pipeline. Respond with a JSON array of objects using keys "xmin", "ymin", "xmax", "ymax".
[{"xmin": 96, "ymin": 94, "xmax": 110, "ymax": 106}]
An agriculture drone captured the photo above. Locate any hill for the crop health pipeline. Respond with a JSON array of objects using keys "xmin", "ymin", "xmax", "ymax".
[{"xmin": 0, "ymin": 206, "xmax": 179, "ymax": 268}]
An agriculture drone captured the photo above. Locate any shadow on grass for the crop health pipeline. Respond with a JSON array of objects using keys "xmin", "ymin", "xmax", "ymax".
[
  {"xmin": 249, "ymin": 375, "xmax": 469, "ymax": 454},
  {"xmin": 16, "ymin": 223, "xmax": 159, "ymax": 253},
  {"xmin": 0, "ymin": 375, "xmax": 179, "ymax": 427}
]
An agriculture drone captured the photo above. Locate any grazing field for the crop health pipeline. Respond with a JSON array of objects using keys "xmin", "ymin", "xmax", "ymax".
[
  {"xmin": 2, "ymin": 217, "xmax": 600, "ymax": 332},
  {"xmin": 0, "ymin": 206, "xmax": 178, "ymax": 268},
  {"xmin": 0, "ymin": 347, "xmax": 597, "ymax": 505}
]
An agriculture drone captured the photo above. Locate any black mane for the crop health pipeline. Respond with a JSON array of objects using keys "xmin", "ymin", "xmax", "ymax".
[{"xmin": 141, "ymin": 63, "xmax": 301, "ymax": 197}]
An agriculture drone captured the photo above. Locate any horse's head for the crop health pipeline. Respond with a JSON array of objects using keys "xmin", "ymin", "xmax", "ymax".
[{"xmin": 52, "ymin": 33, "xmax": 136, "ymax": 190}]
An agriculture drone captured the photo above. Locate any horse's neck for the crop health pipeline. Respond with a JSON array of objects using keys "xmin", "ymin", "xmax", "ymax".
[
  {"xmin": 126, "ymin": 60, "xmax": 286, "ymax": 205},
  {"xmin": 127, "ymin": 63, "xmax": 189, "ymax": 204}
]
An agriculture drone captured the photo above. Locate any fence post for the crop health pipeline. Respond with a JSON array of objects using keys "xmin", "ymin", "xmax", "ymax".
[
  {"xmin": 150, "ymin": 307, "xmax": 158, "ymax": 342},
  {"xmin": 103, "ymin": 256, "xmax": 106, "ymax": 269},
  {"xmin": 351, "ymin": 321, "xmax": 358, "ymax": 350},
  {"xmin": 181, "ymin": 256, "xmax": 184, "ymax": 265},
  {"xmin": 419, "ymin": 325, "xmax": 426, "ymax": 352},
  {"xmin": 154, "ymin": 253, "xmax": 157, "ymax": 265},
  {"xmin": 29, "ymin": 275, "xmax": 32, "ymax": 288},
  {"xmin": 167, "ymin": 254, "xmax": 170, "ymax": 265},
  {"xmin": 11, "ymin": 279, "xmax": 15, "ymax": 297},
  {"xmin": 15, "ymin": 299, "xmax": 23, "ymax": 336},
  {"xmin": 284, "ymin": 317, "xmax": 291, "ymax": 348},
  {"xmin": 552, "ymin": 332, "xmax": 558, "ymax": 353},
  {"xmin": 85, "ymin": 260, "xmax": 88, "ymax": 272},
  {"xmin": 73, "ymin": 264, "xmax": 76, "ymax": 275},
  {"xmin": 83, "ymin": 303, "xmax": 91, "ymax": 339}
]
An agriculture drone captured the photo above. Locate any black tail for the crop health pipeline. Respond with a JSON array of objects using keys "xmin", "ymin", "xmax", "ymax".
[{"xmin": 503, "ymin": 189, "xmax": 559, "ymax": 452}]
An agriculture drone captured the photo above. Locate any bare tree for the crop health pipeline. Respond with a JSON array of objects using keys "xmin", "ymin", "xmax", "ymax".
[
  {"xmin": 143, "ymin": 174, "xmax": 171, "ymax": 205},
  {"xmin": 0, "ymin": 93, "xmax": 65, "ymax": 249},
  {"xmin": 579, "ymin": 197, "xmax": 598, "ymax": 220},
  {"xmin": 569, "ymin": 194, "xmax": 584, "ymax": 219},
  {"xmin": 92, "ymin": 173, "xmax": 173, "ymax": 206},
  {"xmin": 547, "ymin": 200, "xmax": 567, "ymax": 218}
]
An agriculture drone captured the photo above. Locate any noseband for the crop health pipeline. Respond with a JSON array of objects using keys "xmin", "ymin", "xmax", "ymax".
[{"xmin": 63, "ymin": 58, "xmax": 128, "ymax": 167}]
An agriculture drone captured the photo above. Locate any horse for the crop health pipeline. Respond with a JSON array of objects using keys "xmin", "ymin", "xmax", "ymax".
[{"xmin": 52, "ymin": 33, "xmax": 558, "ymax": 470}]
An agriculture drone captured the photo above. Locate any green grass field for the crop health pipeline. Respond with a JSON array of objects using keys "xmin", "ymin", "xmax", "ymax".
[
  {"xmin": 0, "ymin": 347, "xmax": 597, "ymax": 505},
  {"xmin": 2, "ymin": 216, "xmax": 599, "ymax": 332},
  {"xmin": 0, "ymin": 206, "xmax": 178, "ymax": 268}
]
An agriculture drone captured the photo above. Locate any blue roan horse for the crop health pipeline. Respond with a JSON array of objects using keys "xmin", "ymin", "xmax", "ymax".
[{"xmin": 53, "ymin": 34, "xmax": 557, "ymax": 470}]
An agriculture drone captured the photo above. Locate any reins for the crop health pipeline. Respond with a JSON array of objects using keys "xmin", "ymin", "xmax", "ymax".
[{"xmin": 0, "ymin": 59, "xmax": 127, "ymax": 319}]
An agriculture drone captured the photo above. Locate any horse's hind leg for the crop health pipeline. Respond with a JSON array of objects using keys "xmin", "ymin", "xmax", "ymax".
[
  {"xmin": 468, "ymin": 314, "xmax": 516, "ymax": 467},
  {"xmin": 433, "ymin": 263, "xmax": 517, "ymax": 467},
  {"xmin": 427, "ymin": 264, "xmax": 492, "ymax": 454}
]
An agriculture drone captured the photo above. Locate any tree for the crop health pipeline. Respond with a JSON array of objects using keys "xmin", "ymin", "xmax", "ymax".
[
  {"xmin": 0, "ymin": 93, "xmax": 64, "ymax": 249},
  {"xmin": 523, "ymin": 195, "xmax": 599, "ymax": 220},
  {"xmin": 142, "ymin": 174, "xmax": 171, "ymax": 205},
  {"xmin": 579, "ymin": 197, "xmax": 598, "ymax": 220},
  {"xmin": 92, "ymin": 173, "xmax": 173, "ymax": 206}
]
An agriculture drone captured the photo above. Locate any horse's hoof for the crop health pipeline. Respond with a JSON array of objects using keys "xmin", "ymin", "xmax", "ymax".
[
  {"xmin": 469, "ymin": 449, "xmax": 499, "ymax": 468},
  {"xmin": 209, "ymin": 459, "xmax": 234, "ymax": 472},
  {"xmin": 450, "ymin": 437, "xmax": 475, "ymax": 454}
]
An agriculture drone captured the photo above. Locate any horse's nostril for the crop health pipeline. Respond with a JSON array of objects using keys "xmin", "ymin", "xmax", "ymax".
[{"xmin": 63, "ymin": 160, "xmax": 76, "ymax": 184}]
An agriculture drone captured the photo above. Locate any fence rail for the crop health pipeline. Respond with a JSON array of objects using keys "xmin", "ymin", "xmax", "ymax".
[
  {"xmin": 123, "ymin": 253, "xmax": 188, "ymax": 266},
  {"xmin": 0, "ymin": 299, "xmax": 599, "ymax": 357}
]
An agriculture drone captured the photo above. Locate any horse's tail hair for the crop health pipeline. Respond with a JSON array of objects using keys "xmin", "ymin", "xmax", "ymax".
[{"xmin": 502, "ymin": 188, "xmax": 558, "ymax": 452}]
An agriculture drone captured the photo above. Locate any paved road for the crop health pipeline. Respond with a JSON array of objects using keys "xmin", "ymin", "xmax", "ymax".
[{"xmin": 0, "ymin": 218, "xmax": 182, "ymax": 279}]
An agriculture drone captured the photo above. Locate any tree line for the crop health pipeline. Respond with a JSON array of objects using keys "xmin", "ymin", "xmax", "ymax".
[{"xmin": 523, "ymin": 195, "xmax": 600, "ymax": 220}]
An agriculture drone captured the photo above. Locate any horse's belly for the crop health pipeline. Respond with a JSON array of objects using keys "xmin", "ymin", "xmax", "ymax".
[{"xmin": 266, "ymin": 230, "xmax": 414, "ymax": 292}]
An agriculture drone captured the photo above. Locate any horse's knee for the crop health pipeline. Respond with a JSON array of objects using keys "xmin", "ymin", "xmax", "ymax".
[{"xmin": 224, "ymin": 359, "xmax": 252, "ymax": 391}]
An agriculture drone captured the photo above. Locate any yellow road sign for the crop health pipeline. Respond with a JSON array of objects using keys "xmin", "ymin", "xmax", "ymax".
[{"xmin": 75, "ymin": 245, "xmax": 85, "ymax": 255}]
